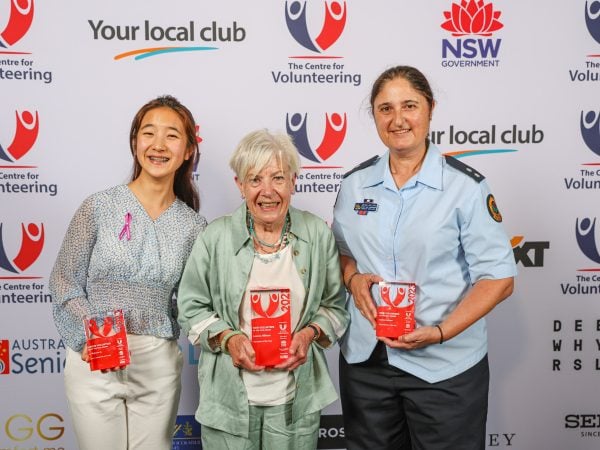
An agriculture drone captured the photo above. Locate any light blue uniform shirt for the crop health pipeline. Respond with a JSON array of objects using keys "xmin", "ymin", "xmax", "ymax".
[{"xmin": 332, "ymin": 145, "xmax": 517, "ymax": 383}]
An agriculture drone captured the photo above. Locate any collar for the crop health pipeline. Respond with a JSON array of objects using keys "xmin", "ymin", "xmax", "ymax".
[
  {"xmin": 361, "ymin": 144, "xmax": 444, "ymax": 191},
  {"xmin": 231, "ymin": 204, "xmax": 310, "ymax": 255}
]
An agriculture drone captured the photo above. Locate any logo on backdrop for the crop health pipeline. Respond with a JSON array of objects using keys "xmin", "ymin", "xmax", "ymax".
[
  {"xmin": 318, "ymin": 415, "xmax": 345, "ymax": 449},
  {"xmin": 286, "ymin": 112, "xmax": 346, "ymax": 163},
  {"xmin": 552, "ymin": 319, "xmax": 600, "ymax": 375},
  {"xmin": 285, "ymin": 0, "xmax": 346, "ymax": 54},
  {"xmin": 87, "ymin": 18, "xmax": 246, "ymax": 60},
  {"xmin": 0, "ymin": 109, "xmax": 38, "ymax": 164},
  {"xmin": 429, "ymin": 122, "xmax": 545, "ymax": 159},
  {"xmin": 0, "ymin": 0, "xmax": 53, "ymax": 83},
  {"xmin": 581, "ymin": 110, "xmax": 600, "ymax": 156},
  {"xmin": 568, "ymin": 2, "xmax": 600, "ymax": 82},
  {"xmin": 287, "ymin": 112, "xmax": 346, "ymax": 195},
  {"xmin": 511, "ymin": 236, "xmax": 549, "ymax": 268},
  {"xmin": 0, "ymin": 222, "xmax": 44, "ymax": 279},
  {"xmin": 576, "ymin": 217, "xmax": 600, "ymax": 265},
  {"xmin": 0, "ymin": 108, "xmax": 59, "ymax": 196},
  {"xmin": 559, "ymin": 216, "xmax": 600, "ymax": 297},
  {"xmin": 173, "ymin": 415, "xmax": 202, "ymax": 449},
  {"xmin": 271, "ymin": 1, "xmax": 361, "ymax": 86},
  {"xmin": 565, "ymin": 412, "xmax": 600, "ymax": 441},
  {"xmin": 440, "ymin": 0, "xmax": 504, "ymax": 68},
  {"xmin": 586, "ymin": 0, "xmax": 600, "ymax": 45},
  {"xmin": 0, "ymin": 338, "xmax": 65, "ymax": 375},
  {"xmin": 563, "ymin": 111, "xmax": 600, "ymax": 191},
  {"xmin": 0, "ymin": 339, "xmax": 9, "ymax": 374},
  {"xmin": 2, "ymin": 412, "xmax": 65, "ymax": 444},
  {"xmin": 0, "ymin": 0, "xmax": 33, "ymax": 48}
]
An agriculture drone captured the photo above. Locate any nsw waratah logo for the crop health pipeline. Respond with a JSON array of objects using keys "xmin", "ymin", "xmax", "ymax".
[
  {"xmin": 586, "ymin": 0, "xmax": 600, "ymax": 44},
  {"xmin": 440, "ymin": 0, "xmax": 503, "ymax": 62},
  {"xmin": 0, "ymin": 0, "xmax": 34, "ymax": 50},
  {"xmin": 0, "ymin": 110, "xmax": 39, "ymax": 167},
  {"xmin": 581, "ymin": 110, "xmax": 600, "ymax": 156},
  {"xmin": 576, "ymin": 217, "xmax": 600, "ymax": 266},
  {"xmin": 285, "ymin": 1, "xmax": 346, "ymax": 56},
  {"xmin": 441, "ymin": 0, "xmax": 503, "ymax": 36},
  {"xmin": 0, "ymin": 222, "xmax": 44, "ymax": 279},
  {"xmin": 286, "ymin": 112, "xmax": 346, "ymax": 165}
]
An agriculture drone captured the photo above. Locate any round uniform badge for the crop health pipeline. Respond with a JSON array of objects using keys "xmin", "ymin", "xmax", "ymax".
[{"xmin": 487, "ymin": 194, "xmax": 502, "ymax": 222}]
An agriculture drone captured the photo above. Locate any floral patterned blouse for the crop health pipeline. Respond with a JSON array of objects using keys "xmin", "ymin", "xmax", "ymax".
[{"xmin": 50, "ymin": 185, "xmax": 207, "ymax": 351}]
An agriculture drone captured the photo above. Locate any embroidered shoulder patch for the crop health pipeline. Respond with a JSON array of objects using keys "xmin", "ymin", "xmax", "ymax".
[
  {"xmin": 487, "ymin": 194, "xmax": 503, "ymax": 222},
  {"xmin": 444, "ymin": 155, "xmax": 485, "ymax": 183},
  {"xmin": 343, "ymin": 155, "xmax": 380, "ymax": 179}
]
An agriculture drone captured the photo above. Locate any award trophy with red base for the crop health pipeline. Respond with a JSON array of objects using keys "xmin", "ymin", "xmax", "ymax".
[
  {"xmin": 250, "ymin": 288, "xmax": 292, "ymax": 367},
  {"xmin": 83, "ymin": 309, "xmax": 130, "ymax": 371}
]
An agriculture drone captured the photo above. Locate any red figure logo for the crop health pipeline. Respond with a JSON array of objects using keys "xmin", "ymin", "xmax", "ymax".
[
  {"xmin": 0, "ymin": 0, "xmax": 34, "ymax": 48},
  {"xmin": 0, "ymin": 110, "xmax": 39, "ymax": 163},
  {"xmin": 285, "ymin": 1, "xmax": 346, "ymax": 53},
  {"xmin": 381, "ymin": 286, "xmax": 407, "ymax": 307},
  {"xmin": 286, "ymin": 112, "xmax": 347, "ymax": 163},
  {"xmin": 0, "ymin": 222, "xmax": 44, "ymax": 276},
  {"xmin": 441, "ymin": 0, "xmax": 503, "ymax": 36}
]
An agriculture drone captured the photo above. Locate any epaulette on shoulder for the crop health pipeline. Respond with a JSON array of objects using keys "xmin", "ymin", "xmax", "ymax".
[
  {"xmin": 444, "ymin": 155, "xmax": 485, "ymax": 183},
  {"xmin": 343, "ymin": 155, "xmax": 379, "ymax": 179}
]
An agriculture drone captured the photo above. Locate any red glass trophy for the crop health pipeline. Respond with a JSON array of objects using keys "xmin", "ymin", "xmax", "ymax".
[
  {"xmin": 250, "ymin": 288, "xmax": 292, "ymax": 367},
  {"xmin": 375, "ymin": 281, "xmax": 416, "ymax": 338},
  {"xmin": 83, "ymin": 309, "xmax": 130, "ymax": 371}
]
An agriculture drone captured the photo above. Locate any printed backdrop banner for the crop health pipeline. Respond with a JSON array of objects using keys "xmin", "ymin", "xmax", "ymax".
[{"xmin": 1, "ymin": 1, "xmax": 599, "ymax": 449}]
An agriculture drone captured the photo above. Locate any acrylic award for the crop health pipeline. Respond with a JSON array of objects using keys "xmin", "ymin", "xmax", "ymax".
[
  {"xmin": 250, "ymin": 288, "xmax": 292, "ymax": 367},
  {"xmin": 374, "ymin": 281, "xmax": 416, "ymax": 339},
  {"xmin": 83, "ymin": 309, "xmax": 130, "ymax": 371}
]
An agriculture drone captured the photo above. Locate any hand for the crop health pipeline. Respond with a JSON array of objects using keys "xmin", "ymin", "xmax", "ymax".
[
  {"xmin": 273, "ymin": 327, "xmax": 313, "ymax": 372},
  {"xmin": 82, "ymin": 344, "xmax": 127, "ymax": 373},
  {"xmin": 225, "ymin": 332, "xmax": 264, "ymax": 372},
  {"xmin": 81, "ymin": 344, "xmax": 90, "ymax": 363},
  {"xmin": 378, "ymin": 326, "xmax": 441, "ymax": 350},
  {"xmin": 348, "ymin": 273, "xmax": 383, "ymax": 329}
]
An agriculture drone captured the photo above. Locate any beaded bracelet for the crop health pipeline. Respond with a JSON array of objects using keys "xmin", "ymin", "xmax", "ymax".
[
  {"xmin": 220, "ymin": 330, "xmax": 244, "ymax": 354},
  {"xmin": 435, "ymin": 324, "xmax": 445, "ymax": 344}
]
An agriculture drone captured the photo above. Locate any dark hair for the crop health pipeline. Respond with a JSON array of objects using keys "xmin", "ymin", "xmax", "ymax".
[
  {"xmin": 129, "ymin": 95, "xmax": 200, "ymax": 211},
  {"xmin": 369, "ymin": 66, "xmax": 435, "ymax": 113}
]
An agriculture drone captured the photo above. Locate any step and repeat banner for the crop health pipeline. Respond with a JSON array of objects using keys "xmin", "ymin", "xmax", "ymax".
[{"xmin": 1, "ymin": 1, "xmax": 600, "ymax": 449}]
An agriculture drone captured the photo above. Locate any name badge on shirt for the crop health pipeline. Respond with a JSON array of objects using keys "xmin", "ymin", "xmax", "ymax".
[{"xmin": 354, "ymin": 199, "xmax": 378, "ymax": 215}]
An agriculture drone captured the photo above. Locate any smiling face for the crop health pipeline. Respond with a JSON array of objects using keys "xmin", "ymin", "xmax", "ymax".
[
  {"xmin": 134, "ymin": 106, "xmax": 192, "ymax": 184},
  {"xmin": 236, "ymin": 156, "xmax": 295, "ymax": 229},
  {"xmin": 373, "ymin": 76, "xmax": 434, "ymax": 157}
]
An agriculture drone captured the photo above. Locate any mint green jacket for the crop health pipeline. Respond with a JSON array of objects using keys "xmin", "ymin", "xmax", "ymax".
[{"xmin": 177, "ymin": 204, "xmax": 349, "ymax": 437}]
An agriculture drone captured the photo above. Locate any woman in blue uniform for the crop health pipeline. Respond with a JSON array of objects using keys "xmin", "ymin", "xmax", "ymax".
[{"xmin": 332, "ymin": 66, "xmax": 517, "ymax": 450}]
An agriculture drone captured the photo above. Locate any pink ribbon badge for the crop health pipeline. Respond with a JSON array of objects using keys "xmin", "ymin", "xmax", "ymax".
[{"xmin": 118, "ymin": 212, "xmax": 132, "ymax": 241}]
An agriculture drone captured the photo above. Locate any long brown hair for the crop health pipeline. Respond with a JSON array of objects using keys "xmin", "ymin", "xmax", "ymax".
[{"xmin": 129, "ymin": 95, "xmax": 200, "ymax": 211}]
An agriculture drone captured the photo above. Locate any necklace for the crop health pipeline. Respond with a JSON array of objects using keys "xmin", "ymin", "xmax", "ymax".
[{"xmin": 247, "ymin": 213, "xmax": 290, "ymax": 250}]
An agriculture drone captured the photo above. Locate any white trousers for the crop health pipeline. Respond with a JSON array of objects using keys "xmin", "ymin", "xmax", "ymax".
[{"xmin": 64, "ymin": 335, "xmax": 183, "ymax": 450}]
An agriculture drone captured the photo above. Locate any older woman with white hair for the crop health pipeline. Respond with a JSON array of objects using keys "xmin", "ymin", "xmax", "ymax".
[{"xmin": 177, "ymin": 129, "xmax": 349, "ymax": 449}]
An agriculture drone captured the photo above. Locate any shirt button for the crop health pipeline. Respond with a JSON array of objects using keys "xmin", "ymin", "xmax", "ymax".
[
  {"xmin": 300, "ymin": 268, "xmax": 307, "ymax": 275},
  {"xmin": 293, "ymin": 250, "xmax": 299, "ymax": 256}
]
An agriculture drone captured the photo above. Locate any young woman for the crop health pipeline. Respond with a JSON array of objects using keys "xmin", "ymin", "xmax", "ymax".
[{"xmin": 50, "ymin": 95, "xmax": 207, "ymax": 450}]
